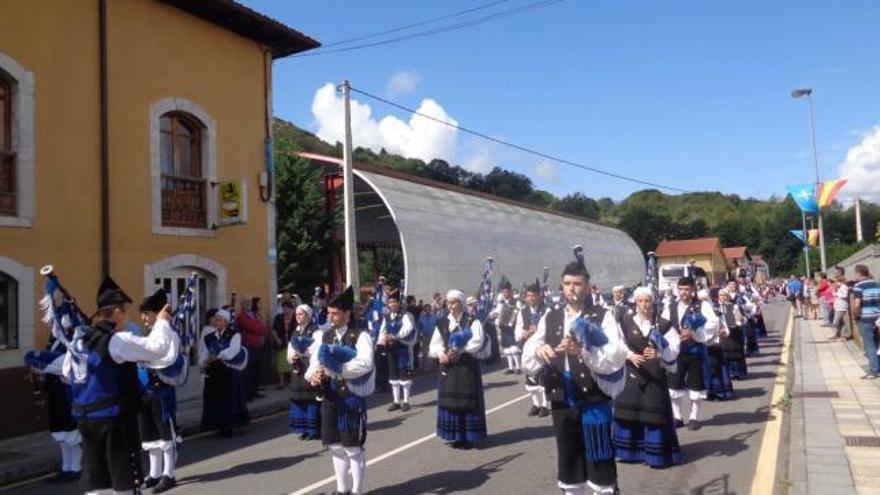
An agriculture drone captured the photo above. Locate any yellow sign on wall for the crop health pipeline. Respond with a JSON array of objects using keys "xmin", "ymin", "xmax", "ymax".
[{"xmin": 217, "ymin": 179, "xmax": 246, "ymax": 226}]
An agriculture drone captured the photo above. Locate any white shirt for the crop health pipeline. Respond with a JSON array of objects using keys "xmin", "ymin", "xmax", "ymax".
[
  {"xmin": 515, "ymin": 304, "xmax": 545, "ymax": 343},
  {"xmin": 660, "ymin": 299, "xmax": 720, "ymax": 344},
  {"xmin": 109, "ymin": 319, "xmax": 179, "ymax": 367},
  {"xmin": 304, "ymin": 326, "xmax": 374, "ymax": 381},
  {"xmin": 378, "ymin": 312, "xmax": 415, "ymax": 344},
  {"xmin": 197, "ymin": 325, "xmax": 242, "ymax": 367},
  {"xmin": 834, "ymin": 285, "xmax": 850, "ymax": 312},
  {"xmin": 428, "ymin": 313, "xmax": 485, "ymax": 358},
  {"xmin": 628, "ymin": 312, "xmax": 681, "ymax": 363}
]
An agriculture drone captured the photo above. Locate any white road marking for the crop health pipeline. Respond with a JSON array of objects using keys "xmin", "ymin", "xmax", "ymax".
[{"xmin": 288, "ymin": 393, "xmax": 530, "ymax": 495}]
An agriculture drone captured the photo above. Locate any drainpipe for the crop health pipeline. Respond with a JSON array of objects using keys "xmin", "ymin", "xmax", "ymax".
[
  {"xmin": 99, "ymin": 0, "xmax": 110, "ymax": 277},
  {"xmin": 263, "ymin": 49, "xmax": 278, "ymax": 313}
]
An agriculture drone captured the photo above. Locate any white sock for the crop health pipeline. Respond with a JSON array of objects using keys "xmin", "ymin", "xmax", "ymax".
[
  {"xmin": 162, "ymin": 445, "xmax": 176, "ymax": 478},
  {"xmin": 587, "ymin": 479, "xmax": 617, "ymax": 494},
  {"xmin": 690, "ymin": 399, "xmax": 701, "ymax": 421},
  {"xmin": 670, "ymin": 395, "xmax": 682, "ymax": 420},
  {"xmin": 562, "ymin": 486, "xmax": 587, "ymax": 495},
  {"xmin": 529, "ymin": 388, "xmax": 542, "ymax": 407},
  {"xmin": 507, "ymin": 355, "xmax": 516, "ymax": 370},
  {"xmin": 512, "ymin": 353, "xmax": 522, "ymax": 370},
  {"xmin": 329, "ymin": 446, "xmax": 351, "ymax": 493},
  {"xmin": 541, "ymin": 388, "xmax": 549, "ymax": 409},
  {"xmin": 68, "ymin": 443, "xmax": 82, "ymax": 472},
  {"xmin": 346, "ymin": 447, "xmax": 366, "ymax": 495},
  {"xmin": 59, "ymin": 442, "xmax": 70, "ymax": 471},
  {"xmin": 390, "ymin": 381, "xmax": 401, "ymax": 404},
  {"xmin": 401, "ymin": 380, "xmax": 412, "ymax": 403},
  {"xmin": 148, "ymin": 449, "xmax": 163, "ymax": 479}
]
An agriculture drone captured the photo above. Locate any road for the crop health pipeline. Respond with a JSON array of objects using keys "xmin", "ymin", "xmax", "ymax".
[{"xmin": 9, "ymin": 303, "xmax": 789, "ymax": 495}]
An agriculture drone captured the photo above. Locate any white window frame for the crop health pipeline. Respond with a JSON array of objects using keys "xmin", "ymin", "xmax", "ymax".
[
  {"xmin": 0, "ymin": 256, "xmax": 34, "ymax": 369},
  {"xmin": 0, "ymin": 51, "xmax": 35, "ymax": 228},
  {"xmin": 150, "ymin": 97, "xmax": 217, "ymax": 237}
]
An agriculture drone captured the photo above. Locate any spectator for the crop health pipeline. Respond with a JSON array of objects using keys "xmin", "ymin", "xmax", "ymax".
[
  {"xmin": 852, "ymin": 264, "xmax": 880, "ymax": 379},
  {"xmin": 817, "ymin": 273, "xmax": 834, "ymax": 326},
  {"xmin": 786, "ymin": 275, "xmax": 804, "ymax": 317},
  {"xmin": 416, "ymin": 304, "xmax": 438, "ymax": 371},
  {"xmin": 831, "ymin": 278, "xmax": 850, "ymax": 341},
  {"xmin": 272, "ymin": 301, "xmax": 295, "ymax": 388},
  {"xmin": 807, "ymin": 279, "xmax": 819, "ymax": 320},
  {"xmin": 236, "ymin": 296, "xmax": 269, "ymax": 401}
]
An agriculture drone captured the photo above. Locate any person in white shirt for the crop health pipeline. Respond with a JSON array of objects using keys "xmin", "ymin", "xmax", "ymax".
[
  {"xmin": 831, "ymin": 279, "xmax": 851, "ymax": 340},
  {"xmin": 378, "ymin": 289, "xmax": 417, "ymax": 412}
]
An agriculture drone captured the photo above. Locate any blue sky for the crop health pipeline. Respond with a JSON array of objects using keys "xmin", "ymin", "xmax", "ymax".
[{"xmin": 242, "ymin": 0, "xmax": 880, "ymax": 202}]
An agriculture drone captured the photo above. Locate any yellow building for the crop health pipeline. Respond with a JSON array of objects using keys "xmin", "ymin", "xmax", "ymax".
[
  {"xmin": 655, "ymin": 237, "xmax": 731, "ymax": 286},
  {"xmin": 0, "ymin": 0, "xmax": 318, "ymax": 439}
]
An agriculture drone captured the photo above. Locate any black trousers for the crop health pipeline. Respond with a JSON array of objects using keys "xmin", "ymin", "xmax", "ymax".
[
  {"xmin": 551, "ymin": 404, "xmax": 617, "ymax": 488},
  {"xmin": 79, "ymin": 416, "xmax": 142, "ymax": 492},
  {"xmin": 244, "ymin": 345, "xmax": 261, "ymax": 399}
]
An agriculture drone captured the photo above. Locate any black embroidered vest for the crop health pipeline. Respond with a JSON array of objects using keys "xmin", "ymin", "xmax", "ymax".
[{"xmin": 543, "ymin": 302, "xmax": 609, "ymax": 404}]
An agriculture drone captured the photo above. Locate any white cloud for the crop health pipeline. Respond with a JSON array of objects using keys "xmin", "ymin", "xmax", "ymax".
[
  {"xmin": 839, "ymin": 126, "xmax": 880, "ymax": 202},
  {"xmin": 385, "ymin": 70, "xmax": 421, "ymax": 96},
  {"xmin": 534, "ymin": 160, "xmax": 558, "ymax": 182},
  {"xmin": 311, "ymin": 81, "xmax": 459, "ymax": 164}
]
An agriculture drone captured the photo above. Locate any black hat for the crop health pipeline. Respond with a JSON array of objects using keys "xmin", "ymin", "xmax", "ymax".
[
  {"xmin": 96, "ymin": 276, "xmax": 132, "ymax": 309},
  {"xmin": 139, "ymin": 289, "xmax": 167, "ymax": 313},
  {"xmin": 499, "ymin": 276, "xmax": 512, "ymax": 291},
  {"xmin": 387, "ymin": 289, "xmax": 401, "ymax": 302},
  {"xmin": 562, "ymin": 261, "xmax": 590, "ymax": 280},
  {"xmin": 526, "ymin": 279, "xmax": 540, "ymax": 294},
  {"xmin": 328, "ymin": 286, "xmax": 354, "ymax": 311},
  {"xmin": 677, "ymin": 276, "xmax": 695, "ymax": 287}
]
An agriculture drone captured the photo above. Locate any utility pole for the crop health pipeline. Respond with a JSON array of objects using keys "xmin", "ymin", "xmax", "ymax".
[
  {"xmin": 802, "ymin": 211, "xmax": 811, "ymax": 277},
  {"xmin": 341, "ymin": 81, "xmax": 360, "ymax": 295},
  {"xmin": 791, "ymin": 88, "xmax": 827, "ymax": 272},
  {"xmin": 855, "ymin": 196, "xmax": 864, "ymax": 242}
]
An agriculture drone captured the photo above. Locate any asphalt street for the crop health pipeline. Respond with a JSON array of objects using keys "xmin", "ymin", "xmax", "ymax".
[{"xmin": 9, "ymin": 303, "xmax": 788, "ymax": 495}]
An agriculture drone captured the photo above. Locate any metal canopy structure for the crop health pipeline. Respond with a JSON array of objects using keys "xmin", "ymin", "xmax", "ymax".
[{"xmin": 301, "ymin": 153, "xmax": 645, "ymax": 301}]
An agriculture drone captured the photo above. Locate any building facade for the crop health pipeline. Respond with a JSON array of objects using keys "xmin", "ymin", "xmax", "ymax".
[
  {"xmin": 0, "ymin": 0, "xmax": 317, "ymax": 439},
  {"xmin": 655, "ymin": 237, "xmax": 731, "ymax": 286}
]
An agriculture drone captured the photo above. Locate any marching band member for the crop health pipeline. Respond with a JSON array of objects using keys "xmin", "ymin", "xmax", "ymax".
[
  {"xmin": 522, "ymin": 260, "xmax": 628, "ymax": 495},
  {"xmin": 305, "ymin": 286, "xmax": 375, "ymax": 495},
  {"xmin": 198, "ymin": 308, "xmax": 250, "ymax": 436},
  {"xmin": 63, "ymin": 277, "xmax": 177, "ymax": 494},
  {"xmin": 24, "ymin": 321, "xmax": 81, "ymax": 483},
  {"xmin": 288, "ymin": 304, "xmax": 321, "ymax": 440},
  {"xmin": 613, "ymin": 287, "xmax": 682, "ymax": 468},
  {"xmin": 430, "ymin": 289, "xmax": 488, "ymax": 449},
  {"xmin": 611, "ymin": 285, "xmax": 632, "ymax": 321},
  {"xmin": 516, "ymin": 281, "xmax": 549, "ymax": 417},
  {"xmin": 719, "ymin": 285, "xmax": 748, "ymax": 379},
  {"xmin": 492, "ymin": 279, "xmax": 522, "ymax": 375},
  {"xmin": 662, "ymin": 276, "xmax": 719, "ymax": 430},
  {"xmin": 137, "ymin": 289, "xmax": 182, "ymax": 493},
  {"xmin": 705, "ymin": 288, "xmax": 733, "ymax": 401},
  {"xmin": 379, "ymin": 289, "xmax": 417, "ymax": 412}
]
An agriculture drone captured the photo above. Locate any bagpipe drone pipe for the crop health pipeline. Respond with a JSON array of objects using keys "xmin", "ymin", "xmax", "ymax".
[
  {"xmin": 316, "ymin": 341, "xmax": 375, "ymax": 398},
  {"xmin": 38, "ymin": 265, "xmax": 89, "ymax": 349},
  {"xmin": 289, "ymin": 334, "xmax": 314, "ymax": 375},
  {"xmin": 152, "ymin": 272, "xmax": 201, "ymax": 386}
]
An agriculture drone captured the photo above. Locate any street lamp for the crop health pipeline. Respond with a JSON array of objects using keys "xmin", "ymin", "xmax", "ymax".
[{"xmin": 791, "ymin": 87, "xmax": 827, "ymax": 273}]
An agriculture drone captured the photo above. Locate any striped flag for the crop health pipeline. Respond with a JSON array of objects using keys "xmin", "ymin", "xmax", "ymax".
[{"xmin": 816, "ymin": 179, "xmax": 847, "ymax": 208}]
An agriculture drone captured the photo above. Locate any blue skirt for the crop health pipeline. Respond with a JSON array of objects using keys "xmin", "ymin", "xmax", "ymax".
[
  {"xmin": 289, "ymin": 399, "xmax": 321, "ymax": 438},
  {"xmin": 436, "ymin": 365, "xmax": 487, "ymax": 443},
  {"xmin": 727, "ymin": 358, "xmax": 748, "ymax": 380},
  {"xmin": 707, "ymin": 346, "xmax": 734, "ymax": 401},
  {"xmin": 745, "ymin": 320, "xmax": 760, "ymax": 355},
  {"xmin": 614, "ymin": 418, "xmax": 682, "ymax": 468}
]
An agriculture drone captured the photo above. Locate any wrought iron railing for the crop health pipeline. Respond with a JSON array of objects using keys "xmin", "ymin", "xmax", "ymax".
[{"xmin": 161, "ymin": 173, "xmax": 207, "ymax": 228}]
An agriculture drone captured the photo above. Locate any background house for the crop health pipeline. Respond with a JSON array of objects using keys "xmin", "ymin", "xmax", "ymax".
[{"xmin": 655, "ymin": 237, "xmax": 731, "ymax": 286}]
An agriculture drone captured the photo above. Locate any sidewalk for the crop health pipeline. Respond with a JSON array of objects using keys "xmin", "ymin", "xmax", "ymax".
[
  {"xmin": 0, "ymin": 385, "xmax": 292, "ymax": 487},
  {"xmin": 787, "ymin": 316, "xmax": 880, "ymax": 495}
]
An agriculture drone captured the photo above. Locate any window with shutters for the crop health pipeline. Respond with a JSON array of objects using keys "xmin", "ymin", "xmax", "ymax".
[{"xmin": 160, "ymin": 112, "xmax": 207, "ymax": 228}]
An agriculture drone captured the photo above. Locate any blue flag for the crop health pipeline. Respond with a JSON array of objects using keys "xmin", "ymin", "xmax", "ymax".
[
  {"xmin": 786, "ymin": 184, "xmax": 818, "ymax": 213},
  {"xmin": 790, "ymin": 229, "xmax": 805, "ymax": 245}
]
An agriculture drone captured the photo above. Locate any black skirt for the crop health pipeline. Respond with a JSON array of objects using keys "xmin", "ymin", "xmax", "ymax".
[
  {"xmin": 202, "ymin": 361, "xmax": 250, "ymax": 430},
  {"xmin": 138, "ymin": 386, "xmax": 176, "ymax": 443},
  {"xmin": 438, "ymin": 354, "xmax": 480, "ymax": 411},
  {"xmin": 721, "ymin": 326, "xmax": 746, "ymax": 361},
  {"xmin": 45, "ymin": 376, "xmax": 76, "ymax": 433},
  {"xmin": 614, "ymin": 360, "xmax": 673, "ymax": 425}
]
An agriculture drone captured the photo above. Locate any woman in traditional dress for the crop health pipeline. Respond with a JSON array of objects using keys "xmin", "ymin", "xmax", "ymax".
[
  {"xmin": 199, "ymin": 309, "xmax": 249, "ymax": 435},
  {"xmin": 287, "ymin": 304, "xmax": 321, "ymax": 440}
]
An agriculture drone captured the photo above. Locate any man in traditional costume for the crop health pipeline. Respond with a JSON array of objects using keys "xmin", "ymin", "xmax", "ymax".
[
  {"xmin": 661, "ymin": 277, "xmax": 719, "ymax": 430},
  {"xmin": 379, "ymin": 289, "xmax": 417, "ymax": 412},
  {"xmin": 613, "ymin": 287, "xmax": 682, "ymax": 468},
  {"xmin": 492, "ymin": 279, "xmax": 522, "ymax": 374},
  {"xmin": 63, "ymin": 277, "xmax": 178, "ymax": 494},
  {"xmin": 288, "ymin": 304, "xmax": 321, "ymax": 440},
  {"xmin": 429, "ymin": 289, "xmax": 488, "ymax": 449},
  {"xmin": 516, "ymin": 281, "xmax": 549, "ymax": 417},
  {"xmin": 522, "ymin": 261, "xmax": 628, "ymax": 495},
  {"xmin": 306, "ymin": 287, "xmax": 375, "ymax": 495}
]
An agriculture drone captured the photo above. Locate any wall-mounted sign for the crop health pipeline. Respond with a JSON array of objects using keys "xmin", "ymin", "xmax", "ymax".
[{"xmin": 216, "ymin": 179, "xmax": 247, "ymax": 226}]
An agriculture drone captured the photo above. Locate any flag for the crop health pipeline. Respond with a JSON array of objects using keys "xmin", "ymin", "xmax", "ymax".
[
  {"xmin": 786, "ymin": 184, "xmax": 819, "ymax": 213},
  {"xmin": 807, "ymin": 229, "xmax": 819, "ymax": 247},
  {"xmin": 790, "ymin": 229, "xmax": 805, "ymax": 244},
  {"xmin": 816, "ymin": 179, "xmax": 847, "ymax": 209}
]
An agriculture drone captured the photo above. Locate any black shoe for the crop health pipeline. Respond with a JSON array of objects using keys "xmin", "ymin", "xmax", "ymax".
[
  {"xmin": 538, "ymin": 407, "xmax": 551, "ymax": 417},
  {"xmin": 143, "ymin": 476, "xmax": 161, "ymax": 488},
  {"xmin": 401, "ymin": 403, "xmax": 411, "ymax": 412},
  {"xmin": 527, "ymin": 405, "xmax": 540, "ymax": 417},
  {"xmin": 65, "ymin": 471, "xmax": 80, "ymax": 482},
  {"xmin": 688, "ymin": 420, "xmax": 701, "ymax": 431},
  {"xmin": 387, "ymin": 403, "xmax": 402, "ymax": 412},
  {"xmin": 504, "ymin": 369, "xmax": 515, "ymax": 375},
  {"xmin": 674, "ymin": 419, "xmax": 685, "ymax": 429},
  {"xmin": 153, "ymin": 476, "xmax": 176, "ymax": 493},
  {"xmin": 47, "ymin": 472, "xmax": 69, "ymax": 484}
]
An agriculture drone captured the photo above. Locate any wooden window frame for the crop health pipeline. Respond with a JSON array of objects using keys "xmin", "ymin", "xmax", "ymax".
[
  {"xmin": 0, "ymin": 76, "xmax": 15, "ymax": 217},
  {"xmin": 160, "ymin": 112, "xmax": 207, "ymax": 229}
]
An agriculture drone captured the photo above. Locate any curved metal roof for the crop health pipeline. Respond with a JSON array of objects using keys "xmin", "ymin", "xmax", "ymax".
[{"xmin": 350, "ymin": 168, "xmax": 645, "ymax": 300}]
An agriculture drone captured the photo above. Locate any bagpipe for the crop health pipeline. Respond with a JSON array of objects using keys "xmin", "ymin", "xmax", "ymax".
[
  {"xmin": 440, "ymin": 313, "xmax": 474, "ymax": 377},
  {"xmin": 205, "ymin": 330, "xmax": 248, "ymax": 371},
  {"xmin": 289, "ymin": 332, "xmax": 314, "ymax": 375},
  {"xmin": 315, "ymin": 340, "xmax": 375, "ymax": 398},
  {"xmin": 364, "ymin": 276, "xmax": 386, "ymax": 342},
  {"xmin": 310, "ymin": 286, "xmax": 325, "ymax": 327},
  {"xmin": 541, "ymin": 266, "xmax": 554, "ymax": 311},
  {"xmin": 38, "ymin": 265, "xmax": 89, "ymax": 349},
  {"xmin": 474, "ymin": 257, "xmax": 494, "ymax": 324},
  {"xmin": 155, "ymin": 272, "xmax": 200, "ymax": 386}
]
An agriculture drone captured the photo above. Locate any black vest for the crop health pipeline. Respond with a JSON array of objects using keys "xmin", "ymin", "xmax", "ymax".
[
  {"xmin": 320, "ymin": 327, "xmax": 364, "ymax": 396},
  {"xmin": 667, "ymin": 297, "xmax": 702, "ymax": 333},
  {"xmin": 543, "ymin": 302, "xmax": 610, "ymax": 404},
  {"xmin": 436, "ymin": 314, "xmax": 481, "ymax": 411}
]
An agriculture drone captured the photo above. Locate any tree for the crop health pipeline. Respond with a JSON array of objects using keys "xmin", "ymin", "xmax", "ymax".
[{"xmin": 554, "ymin": 193, "xmax": 600, "ymax": 220}]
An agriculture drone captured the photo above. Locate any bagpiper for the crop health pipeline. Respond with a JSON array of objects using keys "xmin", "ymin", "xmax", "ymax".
[
  {"xmin": 515, "ymin": 281, "xmax": 549, "ymax": 417},
  {"xmin": 198, "ymin": 308, "xmax": 250, "ymax": 435},
  {"xmin": 287, "ymin": 304, "xmax": 321, "ymax": 440},
  {"xmin": 379, "ymin": 289, "xmax": 417, "ymax": 412}
]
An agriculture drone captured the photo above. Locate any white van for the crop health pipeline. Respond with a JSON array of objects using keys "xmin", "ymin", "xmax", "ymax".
[{"xmin": 658, "ymin": 264, "xmax": 709, "ymax": 292}]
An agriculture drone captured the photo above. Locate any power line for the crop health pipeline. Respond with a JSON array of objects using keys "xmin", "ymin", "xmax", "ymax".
[
  {"xmin": 294, "ymin": 0, "xmax": 563, "ymax": 58},
  {"xmin": 318, "ymin": 0, "xmax": 515, "ymax": 49},
  {"xmin": 348, "ymin": 85, "xmax": 691, "ymax": 193}
]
